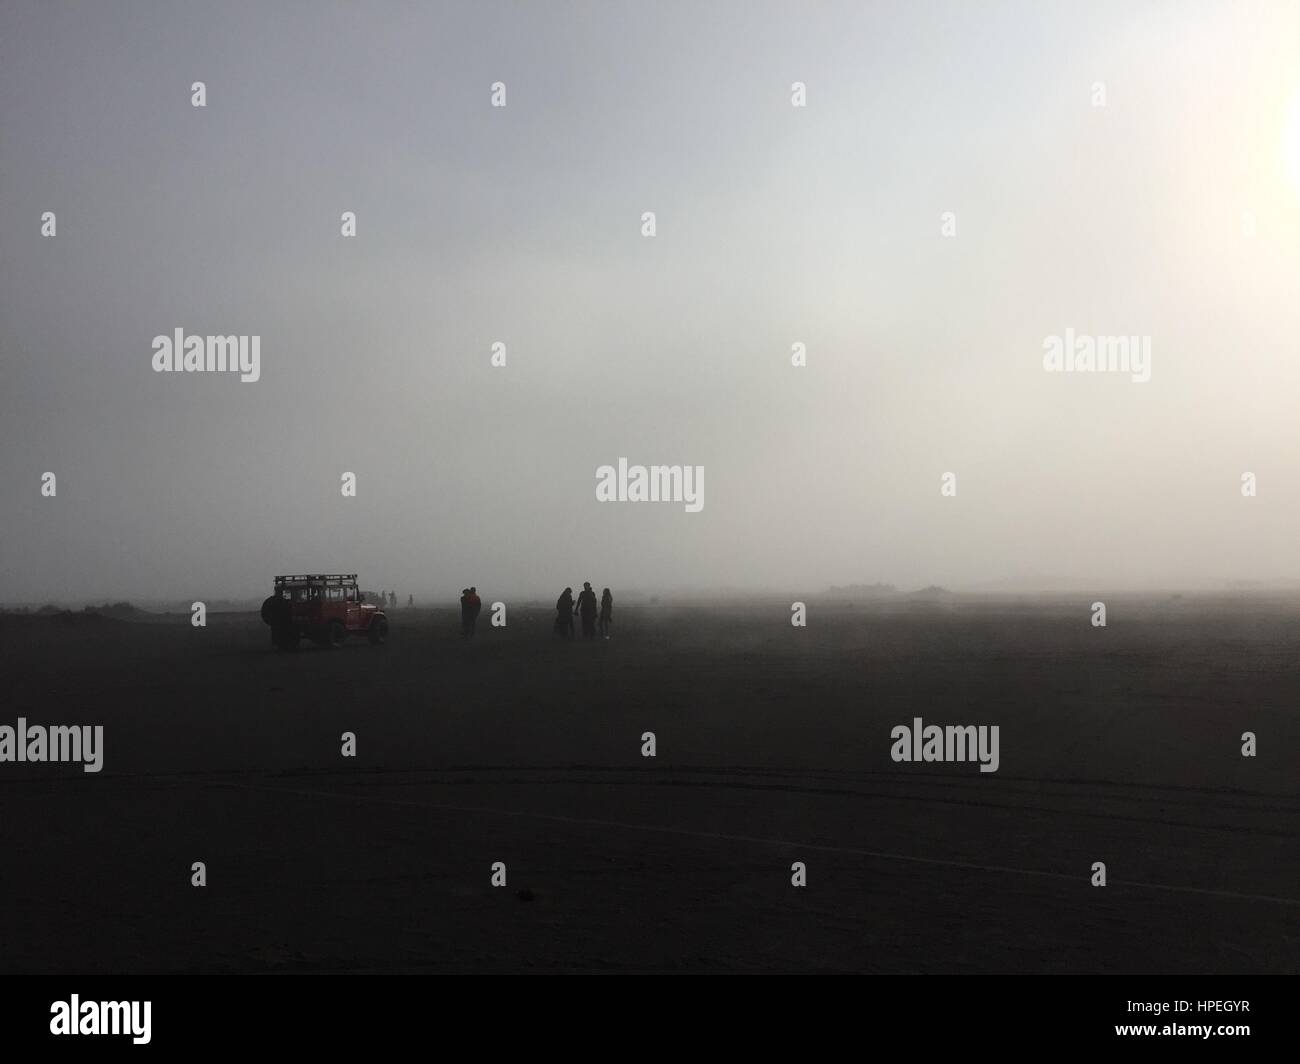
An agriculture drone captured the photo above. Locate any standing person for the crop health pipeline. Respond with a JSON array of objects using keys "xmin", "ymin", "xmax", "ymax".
[
  {"xmin": 459, "ymin": 588, "xmax": 473, "ymax": 638},
  {"xmin": 389, "ymin": 590, "xmax": 397, "ymax": 609},
  {"xmin": 599, "ymin": 587, "xmax": 613, "ymax": 639},
  {"xmin": 575, "ymin": 582, "xmax": 598, "ymax": 640},
  {"xmin": 407, "ymin": 594, "xmax": 413, "ymax": 608},
  {"xmin": 554, "ymin": 587, "xmax": 575, "ymax": 638},
  {"xmin": 467, "ymin": 586, "xmax": 482, "ymax": 638}
]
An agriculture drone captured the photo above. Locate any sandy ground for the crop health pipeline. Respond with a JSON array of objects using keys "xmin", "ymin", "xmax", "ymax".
[{"xmin": 0, "ymin": 596, "xmax": 1295, "ymax": 972}]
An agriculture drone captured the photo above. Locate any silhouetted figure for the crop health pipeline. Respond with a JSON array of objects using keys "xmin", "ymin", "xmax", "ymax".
[
  {"xmin": 407, "ymin": 594, "xmax": 413, "ymax": 608},
  {"xmin": 599, "ymin": 587, "xmax": 613, "ymax": 639},
  {"xmin": 389, "ymin": 590, "xmax": 397, "ymax": 609},
  {"xmin": 576, "ymin": 581, "xmax": 598, "ymax": 639},
  {"xmin": 555, "ymin": 587, "xmax": 575, "ymax": 638},
  {"xmin": 460, "ymin": 588, "xmax": 473, "ymax": 638},
  {"xmin": 467, "ymin": 586, "xmax": 482, "ymax": 637}
]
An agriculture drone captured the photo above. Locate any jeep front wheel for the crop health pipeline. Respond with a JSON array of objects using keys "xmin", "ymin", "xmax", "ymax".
[
  {"xmin": 367, "ymin": 617, "xmax": 389, "ymax": 645},
  {"xmin": 327, "ymin": 619, "xmax": 346, "ymax": 648}
]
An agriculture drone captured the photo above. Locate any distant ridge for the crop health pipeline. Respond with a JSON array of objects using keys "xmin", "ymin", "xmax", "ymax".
[
  {"xmin": 823, "ymin": 583, "xmax": 897, "ymax": 598},
  {"xmin": 907, "ymin": 585, "xmax": 954, "ymax": 600}
]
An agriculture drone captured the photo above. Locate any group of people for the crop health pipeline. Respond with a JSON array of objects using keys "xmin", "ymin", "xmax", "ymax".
[
  {"xmin": 455, "ymin": 583, "xmax": 614, "ymax": 640},
  {"xmin": 555, "ymin": 583, "xmax": 613, "ymax": 640},
  {"xmin": 458, "ymin": 586, "xmax": 482, "ymax": 638},
  {"xmin": 375, "ymin": 590, "xmax": 413, "ymax": 609}
]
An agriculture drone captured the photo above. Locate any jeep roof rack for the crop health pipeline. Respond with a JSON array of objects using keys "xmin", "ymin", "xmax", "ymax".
[{"xmin": 273, "ymin": 574, "xmax": 359, "ymax": 586}]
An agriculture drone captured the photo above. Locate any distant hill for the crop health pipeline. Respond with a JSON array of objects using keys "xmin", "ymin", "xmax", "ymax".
[
  {"xmin": 823, "ymin": 583, "xmax": 897, "ymax": 598},
  {"xmin": 3, "ymin": 602, "xmax": 149, "ymax": 624},
  {"xmin": 908, "ymin": 585, "xmax": 954, "ymax": 600}
]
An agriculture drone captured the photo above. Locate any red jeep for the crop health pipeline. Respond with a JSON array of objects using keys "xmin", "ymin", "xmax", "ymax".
[{"xmin": 260, "ymin": 573, "xmax": 388, "ymax": 650}]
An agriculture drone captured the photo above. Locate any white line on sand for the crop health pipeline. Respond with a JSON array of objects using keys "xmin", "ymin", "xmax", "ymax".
[{"xmin": 229, "ymin": 781, "xmax": 1300, "ymax": 908}]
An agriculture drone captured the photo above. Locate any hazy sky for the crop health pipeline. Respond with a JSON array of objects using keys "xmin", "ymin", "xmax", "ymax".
[{"xmin": 4, "ymin": 1, "xmax": 1300, "ymax": 602}]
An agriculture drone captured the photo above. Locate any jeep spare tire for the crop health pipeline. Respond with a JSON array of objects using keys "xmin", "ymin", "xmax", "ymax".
[{"xmin": 261, "ymin": 595, "xmax": 288, "ymax": 626}]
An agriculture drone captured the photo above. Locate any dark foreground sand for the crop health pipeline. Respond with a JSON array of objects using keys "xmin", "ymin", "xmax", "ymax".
[{"xmin": 0, "ymin": 596, "xmax": 1296, "ymax": 972}]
